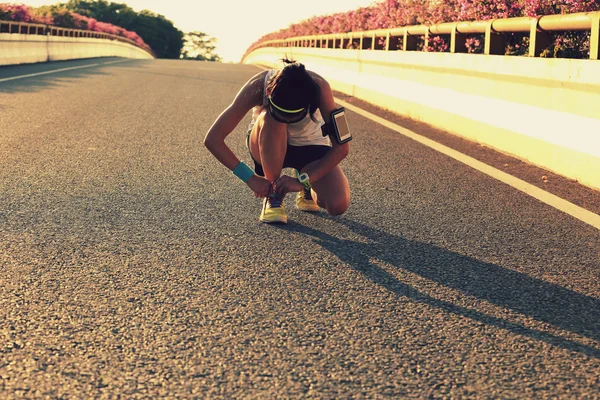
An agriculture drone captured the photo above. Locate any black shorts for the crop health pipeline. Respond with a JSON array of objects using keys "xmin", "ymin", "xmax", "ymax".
[{"xmin": 247, "ymin": 130, "xmax": 331, "ymax": 176}]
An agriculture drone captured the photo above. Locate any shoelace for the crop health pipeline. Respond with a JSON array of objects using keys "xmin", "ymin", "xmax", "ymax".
[
  {"xmin": 267, "ymin": 182, "xmax": 283, "ymax": 208},
  {"xmin": 303, "ymin": 188, "xmax": 313, "ymax": 201},
  {"xmin": 268, "ymin": 193, "xmax": 284, "ymax": 208}
]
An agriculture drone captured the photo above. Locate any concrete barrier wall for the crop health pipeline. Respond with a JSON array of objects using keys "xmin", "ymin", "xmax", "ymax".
[
  {"xmin": 0, "ymin": 33, "xmax": 153, "ymax": 66},
  {"xmin": 0, "ymin": 33, "xmax": 49, "ymax": 65},
  {"xmin": 243, "ymin": 47, "xmax": 600, "ymax": 191}
]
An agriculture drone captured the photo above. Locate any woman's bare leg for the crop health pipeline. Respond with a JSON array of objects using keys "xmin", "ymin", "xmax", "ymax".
[
  {"xmin": 304, "ymin": 163, "xmax": 350, "ymax": 216},
  {"xmin": 249, "ymin": 111, "xmax": 287, "ymax": 184}
]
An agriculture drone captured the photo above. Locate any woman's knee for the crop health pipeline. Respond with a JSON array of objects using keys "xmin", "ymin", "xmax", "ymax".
[
  {"xmin": 250, "ymin": 113, "xmax": 286, "ymax": 159},
  {"xmin": 325, "ymin": 197, "xmax": 350, "ymax": 216},
  {"xmin": 256, "ymin": 116, "xmax": 287, "ymax": 151}
]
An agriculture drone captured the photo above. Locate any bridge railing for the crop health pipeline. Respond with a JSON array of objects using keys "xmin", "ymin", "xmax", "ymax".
[
  {"xmin": 246, "ymin": 11, "xmax": 600, "ymax": 60},
  {"xmin": 0, "ymin": 19, "xmax": 155, "ymax": 58}
]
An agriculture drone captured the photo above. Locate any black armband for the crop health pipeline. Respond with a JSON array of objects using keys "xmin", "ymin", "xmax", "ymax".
[{"xmin": 321, "ymin": 107, "xmax": 352, "ymax": 144}]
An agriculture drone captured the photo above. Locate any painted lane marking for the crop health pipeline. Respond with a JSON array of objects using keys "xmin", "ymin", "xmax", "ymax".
[
  {"xmin": 336, "ymin": 98, "xmax": 600, "ymax": 231},
  {"xmin": 0, "ymin": 59, "xmax": 129, "ymax": 83}
]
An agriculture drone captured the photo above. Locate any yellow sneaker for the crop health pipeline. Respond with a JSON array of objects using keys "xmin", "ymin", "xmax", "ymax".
[
  {"xmin": 296, "ymin": 188, "xmax": 319, "ymax": 212},
  {"xmin": 259, "ymin": 193, "xmax": 287, "ymax": 224}
]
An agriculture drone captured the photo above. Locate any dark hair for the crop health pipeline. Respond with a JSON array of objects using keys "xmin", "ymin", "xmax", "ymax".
[{"xmin": 265, "ymin": 58, "xmax": 321, "ymax": 122}]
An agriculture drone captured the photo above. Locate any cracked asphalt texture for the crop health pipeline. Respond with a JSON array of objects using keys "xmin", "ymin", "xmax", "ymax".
[{"xmin": 0, "ymin": 58, "xmax": 599, "ymax": 399}]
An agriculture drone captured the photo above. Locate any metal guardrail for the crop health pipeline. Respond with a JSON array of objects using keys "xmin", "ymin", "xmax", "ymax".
[
  {"xmin": 248, "ymin": 11, "xmax": 600, "ymax": 60},
  {"xmin": 0, "ymin": 19, "xmax": 155, "ymax": 58}
]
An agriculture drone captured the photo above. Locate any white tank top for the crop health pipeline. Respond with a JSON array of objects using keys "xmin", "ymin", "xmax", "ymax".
[{"xmin": 252, "ymin": 70, "xmax": 331, "ymax": 147}]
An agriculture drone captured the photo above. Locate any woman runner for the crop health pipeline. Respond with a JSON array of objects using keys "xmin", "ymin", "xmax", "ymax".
[{"xmin": 204, "ymin": 59, "xmax": 351, "ymax": 224}]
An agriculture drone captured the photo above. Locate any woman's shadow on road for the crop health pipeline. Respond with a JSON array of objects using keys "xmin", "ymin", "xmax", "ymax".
[{"xmin": 276, "ymin": 215, "xmax": 600, "ymax": 358}]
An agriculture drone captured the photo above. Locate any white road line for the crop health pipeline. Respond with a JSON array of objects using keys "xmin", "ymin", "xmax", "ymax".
[
  {"xmin": 0, "ymin": 58, "xmax": 129, "ymax": 83},
  {"xmin": 144, "ymin": 66, "xmax": 229, "ymax": 71},
  {"xmin": 336, "ymin": 98, "xmax": 600, "ymax": 231}
]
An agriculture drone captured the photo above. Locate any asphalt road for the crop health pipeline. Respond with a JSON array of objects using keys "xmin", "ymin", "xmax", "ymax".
[{"xmin": 1, "ymin": 58, "xmax": 599, "ymax": 399}]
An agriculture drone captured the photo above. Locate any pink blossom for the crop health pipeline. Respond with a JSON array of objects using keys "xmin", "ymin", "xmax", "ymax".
[
  {"xmin": 0, "ymin": 2, "xmax": 150, "ymax": 52},
  {"xmin": 245, "ymin": 0, "xmax": 596, "ymax": 58}
]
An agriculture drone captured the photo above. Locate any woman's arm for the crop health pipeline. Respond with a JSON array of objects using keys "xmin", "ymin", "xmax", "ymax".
[
  {"xmin": 204, "ymin": 71, "xmax": 272, "ymax": 197},
  {"xmin": 299, "ymin": 74, "xmax": 350, "ymax": 184}
]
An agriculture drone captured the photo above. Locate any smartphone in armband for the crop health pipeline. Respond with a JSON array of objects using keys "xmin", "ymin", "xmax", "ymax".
[{"xmin": 322, "ymin": 107, "xmax": 352, "ymax": 144}]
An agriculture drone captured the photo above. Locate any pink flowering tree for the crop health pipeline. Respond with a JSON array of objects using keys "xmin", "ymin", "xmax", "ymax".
[
  {"xmin": 245, "ymin": 0, "xmax": 600, "ymax": 59},
  {"xmin": 0, "ymin": 2, "xmax": 150, "ymax": 52},
  {"xmin": 0, "ymin": 3, "xmax": 52, "ymax": 24}
]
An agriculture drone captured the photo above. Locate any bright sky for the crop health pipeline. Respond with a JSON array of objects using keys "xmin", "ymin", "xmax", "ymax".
[{"xmin": 23, "ymin": 0, "xmax": 378, "ymax": 62}]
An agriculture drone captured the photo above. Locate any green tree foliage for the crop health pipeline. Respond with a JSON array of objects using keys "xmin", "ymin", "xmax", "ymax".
[
  {"xmin": 62, "ymin": 0, "xmax": 184, "ymax": 59},
  {"xmin": 181, "ymin": 31, "xmax": 222, "ymax": 61}
]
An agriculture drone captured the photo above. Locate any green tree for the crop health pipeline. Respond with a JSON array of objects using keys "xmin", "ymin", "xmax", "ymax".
[{"xmin": 181, "ymin": 31, "xmax": 221, "ymax": 61}]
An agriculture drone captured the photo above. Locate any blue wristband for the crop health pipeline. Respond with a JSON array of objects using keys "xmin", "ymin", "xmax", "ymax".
[{"xmin": 232, "ymin": 161, "xmax": 254, "ymax": 183}]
